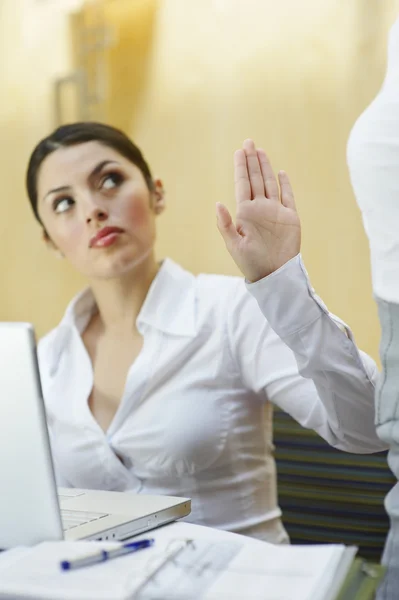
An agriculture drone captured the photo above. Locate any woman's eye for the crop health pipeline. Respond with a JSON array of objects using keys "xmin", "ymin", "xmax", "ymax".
[
  {"xmin": 53, "ymin": 197, "xmax": 74, "ymax": 214},
  {"xmin": 101, "ymin": 172, "xmax": 123, "ymax": 190}
]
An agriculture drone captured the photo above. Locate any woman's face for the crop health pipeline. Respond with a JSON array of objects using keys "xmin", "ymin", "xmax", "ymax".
[{"xmin": 37, "ymin": 141, "xmax": 164, "ymax": 279}]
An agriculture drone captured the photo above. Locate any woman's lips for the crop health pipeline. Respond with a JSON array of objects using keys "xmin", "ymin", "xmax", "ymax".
[{"xmin": 89, "ymin": 226, "xmax": 124, "ymax": 248}]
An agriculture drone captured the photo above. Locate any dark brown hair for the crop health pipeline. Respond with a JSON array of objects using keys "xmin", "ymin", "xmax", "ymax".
[{"xmin": 26, "ymin": 122, "xmax": 154, "ymax": 224}]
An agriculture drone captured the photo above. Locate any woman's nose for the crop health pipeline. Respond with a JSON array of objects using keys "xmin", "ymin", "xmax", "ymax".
[
  {"xmin": 86, "ymin": 205, "xmax": 108, "ymax": 224},
  {"xmin": 83, "ymin": 195, "xmax": 109, "ymax": 224}
]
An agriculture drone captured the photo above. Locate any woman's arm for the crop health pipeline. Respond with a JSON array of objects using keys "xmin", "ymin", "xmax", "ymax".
[
  {"xmin": 247, "ymin": 257, "xmax": 384, "ymax": 452},
  {"xmin": 227, "ymin": 271, "xmax": 385, "ymax": 453},
  {"xmin": 220, "ymin": 139, "xmax": 385, "ymax": 453}
]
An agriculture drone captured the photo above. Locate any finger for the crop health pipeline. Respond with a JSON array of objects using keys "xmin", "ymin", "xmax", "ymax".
[
  {"xmin": 278, "ymin": 171, "xmax": 296, "ymax": 210},
  {"xmin": 257, "ymin": 149, "xmax": 279, "ymax": 201},
  {"xmin": 243, "ymin": 139, "xmax": 265, "ymax": 198},
  {"xmin": 234, "ymin": 149, "xmax": 251, "ymax": 204},
  {"xmin": 216, "ymin": 202, "xmax": 241, "ymax": 248}
]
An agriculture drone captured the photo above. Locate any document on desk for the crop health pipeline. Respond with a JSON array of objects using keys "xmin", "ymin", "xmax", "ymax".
[{"xmin": 0, "ymin": 537, "xmax": 355, "ymax": 600}]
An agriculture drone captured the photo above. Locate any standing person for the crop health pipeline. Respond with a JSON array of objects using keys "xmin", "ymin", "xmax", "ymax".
[{"xmin": 347, "ymin": 15, "xmax": 399, "ymax": 599}]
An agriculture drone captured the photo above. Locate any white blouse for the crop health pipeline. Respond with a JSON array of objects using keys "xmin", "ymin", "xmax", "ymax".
[
  {"xmin": 38, "ymin": 255, "xmax": 385, "ymax": 543},
  {"xmin": 347, "ymin": 17, "xmax": 399, "ymax": 303}
]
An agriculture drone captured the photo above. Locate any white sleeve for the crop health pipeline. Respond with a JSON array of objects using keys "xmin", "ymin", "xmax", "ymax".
[{"xmin": 227, "ymin": 254, "xmax": 386, "ymax": 453}]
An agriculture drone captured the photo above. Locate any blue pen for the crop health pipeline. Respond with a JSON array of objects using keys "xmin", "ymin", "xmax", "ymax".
[{"xmin": 60, "ymin": 538, "xmax": 155, "ymax": 571}]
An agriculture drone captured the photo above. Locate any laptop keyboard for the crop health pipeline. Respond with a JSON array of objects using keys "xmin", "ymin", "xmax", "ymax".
[
  {"xmin": 61, "ymin": 509, "xmax": 109, "ymax": 531},
  {"xmin": 57, "ymin": 490, "xmax": 109, "ymax": 531}
]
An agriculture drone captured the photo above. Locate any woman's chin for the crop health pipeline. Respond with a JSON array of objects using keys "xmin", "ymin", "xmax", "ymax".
[{"xmin": 88, "ymin": 249, "xmax": 155, "ymax": 280}]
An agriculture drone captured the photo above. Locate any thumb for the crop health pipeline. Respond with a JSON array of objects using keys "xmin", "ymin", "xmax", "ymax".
[{"xmin": 216, "ymin": 202, "xmax": 239, "ymax": 248}]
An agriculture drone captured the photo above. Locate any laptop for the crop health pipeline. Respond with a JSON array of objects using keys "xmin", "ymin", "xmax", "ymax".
[{"xmin": 0, "ymin": 322, "xmax": 191, "ymax": 549}]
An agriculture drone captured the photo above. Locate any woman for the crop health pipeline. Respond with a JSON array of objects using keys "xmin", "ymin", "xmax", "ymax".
[{"xmin": 27, "ymin": 122, "xmax": 385, "ymax": 544}]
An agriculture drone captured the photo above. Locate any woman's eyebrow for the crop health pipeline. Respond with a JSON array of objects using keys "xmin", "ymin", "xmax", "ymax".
[
  {"xmin": 88, "ymin": 160, "xmax": 120, "ymax": 180},
  {"xmin": 43, "ymin": 185, "xmax": 71, "ymax": 202},
  {"xmin": 42, "ymin": 160, "xmax": 121, "ymax": 202}
]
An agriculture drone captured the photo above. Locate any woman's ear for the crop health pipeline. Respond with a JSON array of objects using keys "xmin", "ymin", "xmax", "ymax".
[
  {"xmin": 42, "ymin": 230, "xmax": 64, "ymax": 259},
  {"xmin": 152, "ymin": 178, "xmax": 166, "ymax": 215}
]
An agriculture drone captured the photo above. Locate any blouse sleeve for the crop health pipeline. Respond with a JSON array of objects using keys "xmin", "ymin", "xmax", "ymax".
[{"xmin": 227, "ymin": 254, "xmax": 386, "ymax": 453}]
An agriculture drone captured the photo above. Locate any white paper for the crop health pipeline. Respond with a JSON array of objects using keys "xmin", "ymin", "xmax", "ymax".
[{"xmin": 0, "ymin": 536, "xmax": 349, "ymax": 600}]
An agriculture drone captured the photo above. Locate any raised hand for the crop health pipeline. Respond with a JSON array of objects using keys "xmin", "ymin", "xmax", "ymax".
[{"xmin": 216, "ymin": 139, "xmax": 301, "ymax": 282}]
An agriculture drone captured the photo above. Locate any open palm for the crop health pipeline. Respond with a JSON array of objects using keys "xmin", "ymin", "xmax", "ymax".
[{"xmin": 217, "ymin": 139, "xmax": 301, "ymax": 282}]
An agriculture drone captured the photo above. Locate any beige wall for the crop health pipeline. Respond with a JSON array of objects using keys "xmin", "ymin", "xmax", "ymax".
[
  {"xmin": 0, "ymin": 0, "xmax": 86, "ymax": 335},
  {"xmin": 1, "ymin": 0, "xmax": 399, "ymax": 362}
]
